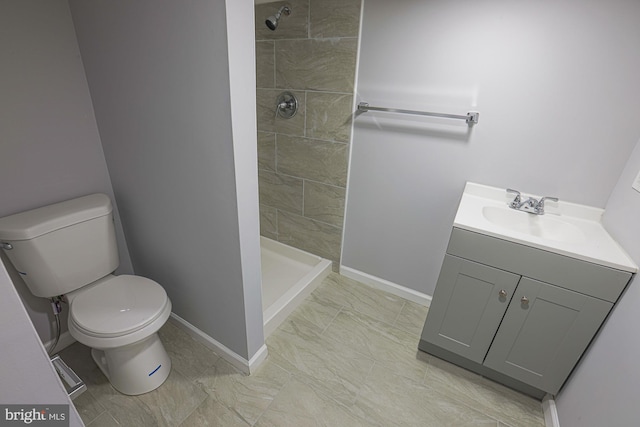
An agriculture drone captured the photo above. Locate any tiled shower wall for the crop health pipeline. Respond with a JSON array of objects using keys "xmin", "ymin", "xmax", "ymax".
[{"xmin": 255, "ymin": 0, "xmax": 361, "ymax": 267}]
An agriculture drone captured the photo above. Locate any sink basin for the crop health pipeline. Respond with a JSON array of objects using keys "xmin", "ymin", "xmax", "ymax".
[
  {"xmin": 452, "ymin": 182, "xmax": 637, "ymax": 272},
  {"xmin": 482, "ymin": 206, "xmax": 586, "ymax": 244}
]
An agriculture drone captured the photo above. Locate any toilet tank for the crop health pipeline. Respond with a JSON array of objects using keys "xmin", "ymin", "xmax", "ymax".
[{"xmin": 0, "ymin": 194, "xmax": 119, "ymax": 298}]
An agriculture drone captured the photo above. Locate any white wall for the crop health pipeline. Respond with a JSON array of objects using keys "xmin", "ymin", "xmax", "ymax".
[
  {"xmin": 555, "ymin": 138, "xmax": 640, "ymax": 426},
  {"xmin": 0, "ymin": 0, "xmax": 133, "ymax": 348},
  {"xmin": 68, "ymin": 0, "xmax": 264, "ymax": 360},
  {"xmin": 342, "ymin": 0, "xmax": 640, "ymax": 296},
  {"xmin": 225, "ymin": 0, "xmax": 265, "ymax": 357},
  {"xmin": 0, "ymin": 257, "xmax": 83, "ymax": 425}
]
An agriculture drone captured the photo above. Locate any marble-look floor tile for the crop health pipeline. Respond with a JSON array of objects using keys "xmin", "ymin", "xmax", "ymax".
[
  {"xmin": 323, "ymin": 308, "xmax": 429, "ymax": 380},
  {"xmin": 179, "ymin": 397, "xmax": 250, "ymax": 427},
  {"xmin": 196, "ymin": 357, "xmax": 290, "ymax": 425},
  {"xmin": 71, "ymin": 388, "xmax": 105, "ymax": 425},
  {"xmin": 58, "ymin": 342, "xmax": 99, "ymax": 380},
  {"xmin": 86, "ymin": 411, "xmax": 120, "ymax": 427},
  {"xmin": 159, "ymin": 320, "xmax": 219, "ymax": 381},
  {"xmin": 315, "ymin": 272, "xmax": 405, "ymax": 324},
  {"xmin": 266, "ymin": 317, "xmax": 374, "ymax": 406},
  {"xmin": 351, "ymin": 364, "xmax": 500, "ymax": 427},
  {"xmin": 103, "ymin": 393, "xmax": 160, "ymax": 427},
  {"xmin": 423, "ymin": 356, "xmax": 545, "ymax": 427},
  {"xmin": 60, "ymin": 272, "xmax": 543, "ymax": 427},
  {"xmin": 288, "ymin": 291, "xmax": 342, "ymax": 335},
  {"xmin": 254, "ymin": 409, "xmax": 316, "ymax": 427},
  {"xmin": 394, "ymin": 300, "xmax": 430, "ymax": 337},
  {"xmin": 134, "ymin": 368, "xmax": 208, "ymax": 426},
  {"xmin": 257, "ymin": 377, "xmax": 369, "ymax": 427}
]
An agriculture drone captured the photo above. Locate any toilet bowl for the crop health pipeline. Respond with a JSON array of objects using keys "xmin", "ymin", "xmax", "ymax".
[
  {"xmin": 0, "ymin": 193, "xmax": 172, "ymax": 395},
  {"xmin": 67, "ymin": 275, "xmax": 172, "ymax": 395}
]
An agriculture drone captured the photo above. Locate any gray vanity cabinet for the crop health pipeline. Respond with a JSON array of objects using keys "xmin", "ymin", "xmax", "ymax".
[
  {"xmin": 483, "ymin": 277, "xmax": 612, "ymax": 393},
  {"xmin": 420, "ymin": 228, "xmax": 632, "ymax": 398},
  {"xmin": 421, "ymin": 255, "xmax": 519, "ymax": 363}
]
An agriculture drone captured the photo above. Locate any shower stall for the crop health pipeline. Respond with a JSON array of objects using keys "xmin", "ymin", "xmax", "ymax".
[{"xmin": 254, "ymin": 0, "xmax": 361, "ymax": 336}]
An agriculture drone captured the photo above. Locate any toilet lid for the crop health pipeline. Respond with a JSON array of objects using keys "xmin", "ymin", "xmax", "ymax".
[{"xmin": 70, "ymin": 275, "xmax": 168, "ymax": 337}]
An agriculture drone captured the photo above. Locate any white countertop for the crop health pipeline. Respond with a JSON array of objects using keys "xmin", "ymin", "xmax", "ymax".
[{"xmin": 454, "ymin": 182, "xmax": 638, "ymax": 273}]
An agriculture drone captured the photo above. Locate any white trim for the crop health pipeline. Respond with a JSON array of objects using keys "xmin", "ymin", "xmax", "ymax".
[
  {"xmin": 542, "ymin": 395, "xmax": 561, "ymax": 427},
  {"xmin": 44, "ymin": 330, "xmax": 76, "ymax": 355},
  {"xmin": 169, "ymin": 313, "xmax": 268, "ymax": 375},
  {"xmin": 339, "ymin": 265, "xmax": 432, "ymax": 307}
]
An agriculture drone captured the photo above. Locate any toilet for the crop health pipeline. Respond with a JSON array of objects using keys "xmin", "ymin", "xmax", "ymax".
[{"xmin": 0, "ymin": 194, "xmax": 172, "ymax": 395}]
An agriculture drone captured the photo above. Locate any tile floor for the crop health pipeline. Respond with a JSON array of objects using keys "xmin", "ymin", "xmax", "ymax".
[{"xmin": 60, "ymin": 272, "xmax": 545, "ymax": 426}]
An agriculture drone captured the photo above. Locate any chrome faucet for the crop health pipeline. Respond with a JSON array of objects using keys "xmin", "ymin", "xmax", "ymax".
[{"xmin": 506, "ymin": 189, "xmax": 558, "ymax": 215}]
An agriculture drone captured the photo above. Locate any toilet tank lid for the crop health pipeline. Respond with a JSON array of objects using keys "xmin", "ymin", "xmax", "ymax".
[{"xmin": 0, "ymin": 193, "xmax": 112, "ymax": 241}]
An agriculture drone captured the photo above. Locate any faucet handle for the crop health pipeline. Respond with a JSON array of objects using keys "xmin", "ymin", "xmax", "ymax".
[
  {"xmin": 537, "ymin": 196, "xmax": 559, "ymax": 214},
  {"xmin": 540, "ymin": 196, "xmax": 559, "ymax": 203},
  {"xmin": 506, "ymin": 189, "xmax": 521, "ymax": 207}
]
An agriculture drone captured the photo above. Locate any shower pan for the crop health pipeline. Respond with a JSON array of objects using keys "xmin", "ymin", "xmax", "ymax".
[{"xmin": 260, "ymin": 237, "xmax": 331, "ymax": 338}]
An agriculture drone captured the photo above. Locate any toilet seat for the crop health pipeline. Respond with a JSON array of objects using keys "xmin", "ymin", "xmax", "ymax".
[{"xmin": 69, "ymin": 275, "xmax": 172, "ymax": 349}]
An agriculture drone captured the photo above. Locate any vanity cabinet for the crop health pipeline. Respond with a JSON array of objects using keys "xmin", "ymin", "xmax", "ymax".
[
  {"xmin": 420, "ymin": 227, "xmax": 632, "ymax": 398},
  {"xmin": 421, "ymin": 255, "xmax": 519, "ymax": 364}
]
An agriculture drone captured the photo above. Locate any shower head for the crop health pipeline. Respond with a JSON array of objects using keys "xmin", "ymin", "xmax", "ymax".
[{"xmin": 265, "ymin": 5, "xmax": 291, "ymax": 31}]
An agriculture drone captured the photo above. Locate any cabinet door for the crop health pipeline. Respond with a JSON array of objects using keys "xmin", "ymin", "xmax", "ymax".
[
  {"xmin": 421, "ymin": 255, "xmax": 520, "ymax": 363},
  {"xmin": 483, "ymin": 277, "xmax": 612, "ymax": 394}
]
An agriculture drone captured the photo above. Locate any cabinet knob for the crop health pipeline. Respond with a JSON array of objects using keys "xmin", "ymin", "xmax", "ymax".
[
  {"xmin": 521, "ymin": 296, "xmax": 529, "ymax": 305},
  {"xmin": 498, "ymin": 289, "xmax": 508, "ymax": 298}
]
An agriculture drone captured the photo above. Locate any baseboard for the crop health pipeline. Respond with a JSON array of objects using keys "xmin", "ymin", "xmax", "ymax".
[
  {"xmin": 44, "ymin": 330, "xmax": 76, "ymax": 355},
  {"xmin": 339, "ymin": 265, "xmax": 432, "ymax": 307},
  {"xmin": 169, "ymin": 313, "xmax": 268, "ymax": 375},
  {"xmin": 542, "ymin": 395, "xmax": 561, "ymax": 427}
]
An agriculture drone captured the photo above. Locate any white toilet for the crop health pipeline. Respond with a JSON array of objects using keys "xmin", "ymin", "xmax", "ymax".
[{"xmin": 0, "ymin": 194, "xmax": 172, "ymax": 395}]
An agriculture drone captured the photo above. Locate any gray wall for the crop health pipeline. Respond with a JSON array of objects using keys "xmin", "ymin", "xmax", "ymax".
[
  {"xmin": 342, "ymin": 0, "xmax": 640, "ymax": 296},
  {"xmin": 0, "ymin": 0, "xmax": 133, "ymax": 348},
  {"xmin": 555, "ymin": 138, "xmax": 640, "ymax": 425},
  {"xmin": 255, "ymin": 0, "xmax": 361, "ymax": 267},
  {"xmin": 68, "ymin": 0, "xmax": 264, "ymax": 359}
]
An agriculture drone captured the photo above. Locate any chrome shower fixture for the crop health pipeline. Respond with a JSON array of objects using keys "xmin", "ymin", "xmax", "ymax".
[{"xmin": 265, "ymin": 5, "xmax": 291, "ymax": 31}]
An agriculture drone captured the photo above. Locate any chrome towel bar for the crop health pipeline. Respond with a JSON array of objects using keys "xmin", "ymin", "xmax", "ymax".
[{"xmin": 357, "ymin": 102, "xmax": 479, "ymax": 125}]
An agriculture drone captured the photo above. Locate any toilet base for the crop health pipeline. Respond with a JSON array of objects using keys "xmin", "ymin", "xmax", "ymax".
[{"xmin": 91, "ymin": 333, "xmax": 171, "ymax": 395}]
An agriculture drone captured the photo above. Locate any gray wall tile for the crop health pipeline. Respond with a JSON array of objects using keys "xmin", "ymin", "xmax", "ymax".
[
  {"xmin": 306, "ymin": 92, "xmax": 353, "ymax": 142},
  {"xmin": 310, "ymin": 0, "xmax": 362, "ymax": 38},
  {"xmin": 275, "ymin": 38, "xmax": 358, "ymax": 92},
  {"xmin": 277, "ymin": 135, "xmax": 349, "ymax": 186},
  {"xmin": 277, "ymin": 210, "xmax": 342, "ymax": 264},
  {"xmin": 258, "ymin": 132, "xmax": 276, "ymax": 172},
  {"xmin": 304, "ymin": 181, "xmax": 346, "ymax": 227},
  {"xmin": 259, "ymin": 170, "xmax": 304, "ymax": 214},
  {"xmin": 255, "ymin": 0, "xmax": 360, "ymax": 261},
  {"xmin": 260, "ymin": 204, "xmax": 278, "ymax": 240},
  {"xmin": 256, "ymin": 41, "xmax": 275, "ymax": 88},
  {"xmin": 257, "ymin": 88, "xmax": 306, "ymax": 136},
  {"xmin": 255, "ymin": 0, "xmax": 309, "ymax": 41}
]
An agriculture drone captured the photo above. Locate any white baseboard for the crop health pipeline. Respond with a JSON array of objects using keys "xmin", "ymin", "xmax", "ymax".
[
  {"xmin": 44, "ymin": 330, "xmax": 76, "ymax": 355},
  {"xmin": 339, "ymin": 265, "xmax": 432, "ymax": 307},
  {"xmin": 542, "ymin": 395, "xmax": 560, "ymax": 427},
  {"xmin": 169, "ymin": 313, "xmax": 268, "ymax": 375}
]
